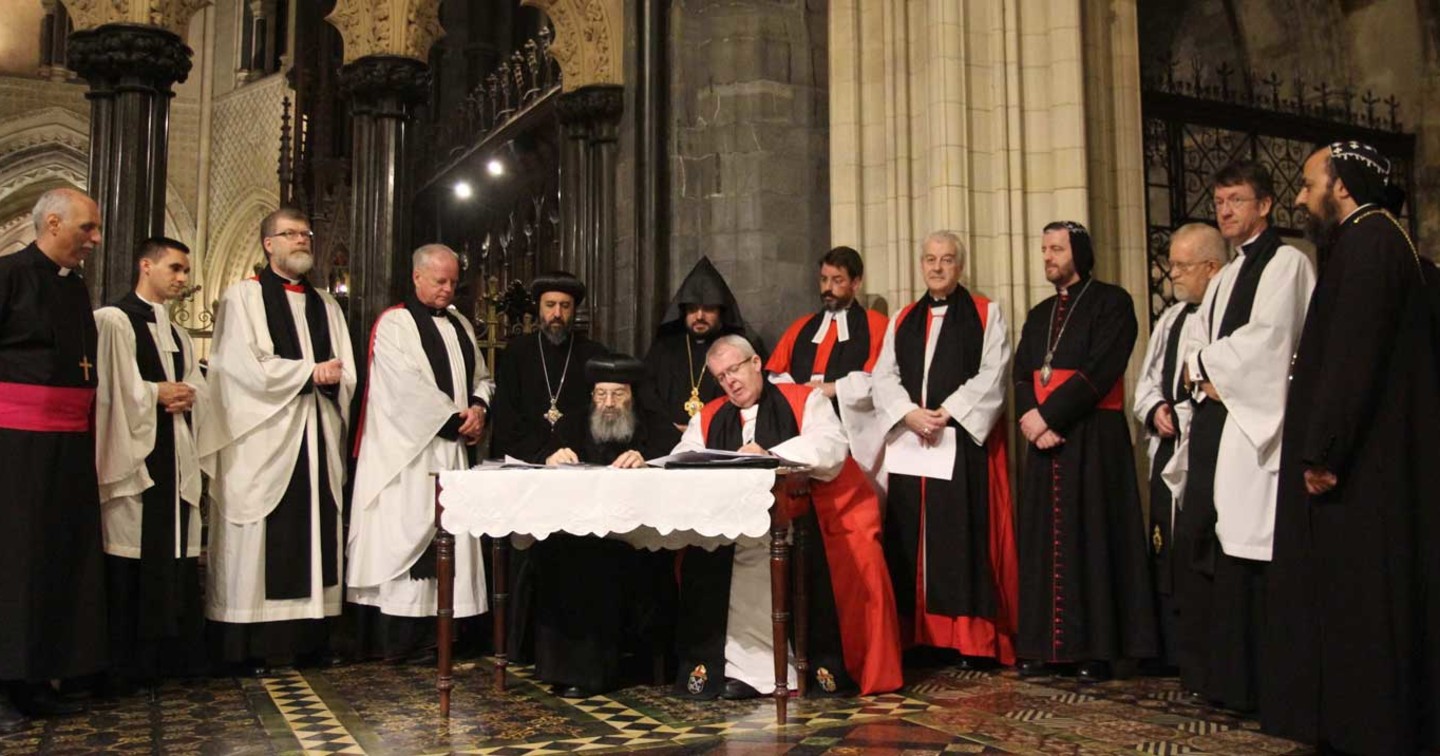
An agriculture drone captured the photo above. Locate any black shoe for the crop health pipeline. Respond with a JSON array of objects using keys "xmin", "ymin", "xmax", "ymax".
[
  {"xmin": 957, "ymin": 655, "xmax": 997, "ymax": 672},
  {"xmin": 1016, "ymin": 659, "xmax": 1048, "ymax": 678},
  {"xmin": 0, "ymin": 695, "xmax": 29, "ymax": 735},
  {"xmin": 720, "ymin": 678, "xmax": 761, "ymax": 701},
  {"xmin": 1077, "ymin": 660, "xmax": 1111, "ymax": 684},
  {"xmin": 10, "ymin": 684, "xmax": 85, "ymax": 717},
  {"xmin": 556, "ymin": 685, "xmax": 597, "ymax": 700}
]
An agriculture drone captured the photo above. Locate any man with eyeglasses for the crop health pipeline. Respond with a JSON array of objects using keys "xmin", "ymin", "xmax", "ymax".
[
  {"xmin": 669, "ymin": 335, "xmax": 902, "ymax": 701},
  {"xmin": 1171, "ymin": 160, "xmax": 1315, "ymax": 712},
  {"xmin": 530, "ymin": 354, "xmax": 668, "ymax": 698},
  {"xmin": 199, "ymin": 207, "xmax": 356, "ymax": 675},
  {"xmin": 1131, "ymin": 223, "xmax": 1226, "ymax": 676},
  {"xmin": 347, "ymin": 244, "xmax": 492, "ymax": 662}
]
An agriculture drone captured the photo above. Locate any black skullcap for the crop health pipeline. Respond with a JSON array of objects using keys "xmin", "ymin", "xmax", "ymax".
[
  {"xmin": 1328, "ymin": 141, "xmax": 1392, "ymax": 209},
  {"xmin": 530, "ymin": 270, "xmax": 587, "ymax": 307},
  {"xmin": 585, "ymin": 353, "xmax": 646, "ymax": 385},
  {"xmin": 1047, "ymin": 220, "xmax": 1095, "ymax": 277}
]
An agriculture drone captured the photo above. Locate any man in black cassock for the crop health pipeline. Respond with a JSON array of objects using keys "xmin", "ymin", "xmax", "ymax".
[
  {"xmin": 642, "ymin": 256, "xmax": 761, "ymax": 450},
  {"xmin": 1260, "ymin": 141, "xmax": 1440, "ymax": 755},
  {"xmin": 94, "ymin": 237, "xmax": 207, "ymax": 694},
  {"xmin": 1013, "ymin": 221, "xmax": 1157, "ymax": 683},
  {"xmin": 531, "ymin": 354, "xmax": 667, "ymax": 697},
  {"xmin": 488, "ymin": 271, "xmax": 609, "ymax": 662},
  {"xmin": 0, "ymin": 188, "xmax": 106, "ymax": 731}
]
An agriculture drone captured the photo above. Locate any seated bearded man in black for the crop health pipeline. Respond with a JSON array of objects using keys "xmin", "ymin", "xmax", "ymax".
[{"xmin": 530, "ymin": 354, "xmax": 672, "ymax": 697}]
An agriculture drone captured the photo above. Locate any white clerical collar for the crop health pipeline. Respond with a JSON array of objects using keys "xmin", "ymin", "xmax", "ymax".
[
  {"xmin": 810, "ymin": 308, "xmax": 851, "ymax": 344},
  {"xmin": 138, "ymin": 292, "xmax": 180, "ymax": 353},
  {"xmin": 1236, "ymin": 229, "xmax": 1263, "ymax": 254},
  {"xmin": 57, "ymin": 266, "xmax": 72, "ymax": 277}
]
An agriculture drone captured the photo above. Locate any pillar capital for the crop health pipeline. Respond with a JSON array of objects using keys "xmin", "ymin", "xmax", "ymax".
[
  {"xmin": 520, "ymin": 0, "xmax": 623, "ymax": 92},
  {"xmin": 67, "ymin": 23, "xmax": 192, "ymax": 91},
  {"xmin": 64, "ymin": 0, "xmax": 208, "ymax": 40},
  {"xmin": 325, "ymin": 0, "xmax": 444, "ymax": 66}
]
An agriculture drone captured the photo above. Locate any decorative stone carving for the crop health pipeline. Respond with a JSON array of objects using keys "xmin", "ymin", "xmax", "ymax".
[
  {"xmin": 68, "ymin": 24, "xmax": 192, "ymax": 88},
  {"xmin": 324, "ymin": 0, "xmax": 444, "ymax": 65},
  {"xmin": 338, "ymin": 56, "xmax": 431, "ymax": 112},
  {"xmin": 64, "ymin": 0, "xmax": 209, "ymax": 40},
  {"xmin": 521, "ymin": 0, "xmax": 623, "ymax": 92}
]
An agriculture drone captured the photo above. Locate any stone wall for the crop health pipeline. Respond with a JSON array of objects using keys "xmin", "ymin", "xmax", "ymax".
[{"xmin": 667, "ymin": 0, "xmax": 830, "ymax": 346}]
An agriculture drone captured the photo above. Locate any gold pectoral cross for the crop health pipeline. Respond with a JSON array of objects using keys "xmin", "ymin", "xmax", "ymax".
[
  {"xmin": 544, "ymin": 400, "xmax": 563, "ymax": 427},
  {"xmin": 79, "ymin": 356, "xmax": 93, "ymax": 382},
  {"xmin": 683, "ymin": 387, "xmax": 704, "ymax": 417}
]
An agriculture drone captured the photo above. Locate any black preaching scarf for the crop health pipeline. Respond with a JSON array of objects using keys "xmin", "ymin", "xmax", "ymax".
[
  {"xmin": 889, "ymin": 287, "xmax": 994, "ymax": 616},
  {"xmin": 113, "ymin": 293, "xmax": 191, "ymax": 639},
  {"xmin": 786, "ymin": 307, "xmax": 872, "ymax": 383},
  {"xmin": 256, "ymin": 267, "xmax": 339, "ymax": 598},
  {"xmin": 1149, "ymin": 304, "xmax": 1196, "ymax": 586}
]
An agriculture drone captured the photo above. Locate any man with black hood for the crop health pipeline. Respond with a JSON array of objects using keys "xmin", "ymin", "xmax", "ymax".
[
  {"xmin": 488, "ymin": 271, "xmax": 609, "ymax": 661},
  {"xmin": 643, "ymin": 257, "xmax": 762, "ymax": 449},
  {"xmin": 1261, "ymin": 142, "xmax": 1440, "ymax": 756},
  {"xmin": 1012, "ymin": 221, "xmax": 1157, "ymax": 683}
]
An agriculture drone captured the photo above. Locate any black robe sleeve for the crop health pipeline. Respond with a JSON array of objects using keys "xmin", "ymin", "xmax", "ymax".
[
  {"xmin": 1013, "ymin": 302, "xmax": 1045, "ymax": 418},
  {"xmin": 488, "ymin": 343, "xmax": 529, "ymax": 460},
  {"xmin": 1298, "ymin": 219, "xmax": 1414, "ymax": 474},
  {"xmin": 1037, "ymin": 286, "xmax": 1137, "ymax": 434}
]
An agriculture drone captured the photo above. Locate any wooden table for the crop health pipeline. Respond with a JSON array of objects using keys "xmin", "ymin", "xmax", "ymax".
[{"xmin": 431, "ymin": 468, "xmax": 813, "ymax": 724}]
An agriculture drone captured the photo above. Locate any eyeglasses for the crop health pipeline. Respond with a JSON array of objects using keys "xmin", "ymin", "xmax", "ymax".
[
  {"xmin": 268, "ymin": 229, "xmax": 315, "ymax": 241},
  {"xmin": 711, "ymin": 357, "xmax": 756, "ymax": 382},
  {"xmin": 592, "ymin": 389, "xmax": 632, "ymax": 403},
  {"xmin": 1169, "ymin": 260, "xmax": 1211, "ymax": 274},
  {"xmin": 1212, "ymin": 197, "xmax": 1258, "ymax": 211}
]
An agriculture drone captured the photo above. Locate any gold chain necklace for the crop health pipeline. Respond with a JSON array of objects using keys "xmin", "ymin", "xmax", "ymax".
[
  {"xmin": 538, "ymin": 331, "xmax": 574, "ymax": 427},
  {"xmin": 683, "ymin": 336, "xmax": 705, "ymax": 417}
]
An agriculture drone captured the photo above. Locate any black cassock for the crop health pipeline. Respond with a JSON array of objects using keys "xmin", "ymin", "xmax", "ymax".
[
  {"xmin": 1012, "ymin": 277, "xmax": 1157, "ymax": 664},
  {"xmin": 531, "ymin": 421, "xmax": 670, "ymax": 693},
  {"xmin": 489, "ymin": 330, "xmax": 608, "ymax": 661},
  {"xmin": 0, "ymin": 243, "xmax": 108, "ymax": 683},
  {"xmin": 1261, "ymin": 208, "xmax": 1440, "ymax": 755}
]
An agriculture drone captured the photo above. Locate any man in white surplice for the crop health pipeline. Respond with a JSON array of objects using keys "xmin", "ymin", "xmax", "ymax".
[
  {"xmin": 199, "ymin": 208, "xmax": 356, "ymax": 672},
  {"xmin": 1174, "ymin": 161, "xmax": 1315, "ymax": 711},
  {"xmin": 1130, "ymin": 223, "xmax": 1225, "ymax": 672},
  {"xmin": 95, "ymin": 236, "xmax": 207, "ymax": 688},
  {"xmin": 670, "ymin": 335, "xmax": 850, "ymax": 700},
  {"xmin": 348, "ymin": 245, "xmax": 491, "ymax": 647}
]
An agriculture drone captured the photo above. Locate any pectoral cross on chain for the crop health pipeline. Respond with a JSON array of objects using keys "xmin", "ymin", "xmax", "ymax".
[{"xmin": 79, "ymin": 356, "xmax": 93, "ymax": 382}]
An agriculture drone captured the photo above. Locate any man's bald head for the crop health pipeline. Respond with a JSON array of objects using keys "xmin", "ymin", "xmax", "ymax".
[{"xmin": 31, "ymin": 188, "xmax": 102, "ymax": 269}]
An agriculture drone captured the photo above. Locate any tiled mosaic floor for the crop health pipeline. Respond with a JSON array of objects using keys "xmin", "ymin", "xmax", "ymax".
[{"xmin": 0, "ymin": 659, "xmax": 1312, "ymax": 754}]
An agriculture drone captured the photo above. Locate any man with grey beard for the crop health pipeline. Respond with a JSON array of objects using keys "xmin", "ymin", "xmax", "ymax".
[{"xmin": 532, "ymin": 355, "xmax": 665, "ymax": 697}]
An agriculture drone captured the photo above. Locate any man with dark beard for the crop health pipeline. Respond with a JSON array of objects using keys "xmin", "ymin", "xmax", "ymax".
[
  {"xmin": 642, "ymin": 257, "xmax": 761, "ymax": 450},
  {"xmin": 531, "ymin": 354, "xmax": 664, "ymax": 697},
  {"xmin": 1261, "ymin": 142, "xmax": 1440, "ymax": 755},
  {"xmin": 1012, "ymin": 221, "xmax": 1157, "ymax": 683},
  {"xmin": 488, "ymin": 271, "xmax": 609, "ymax": 662}
]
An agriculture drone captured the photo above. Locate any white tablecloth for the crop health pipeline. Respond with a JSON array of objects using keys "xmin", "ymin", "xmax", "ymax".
[{"xmin": 438, "ymin": 467, "xmax": 777, "ymax": 550}]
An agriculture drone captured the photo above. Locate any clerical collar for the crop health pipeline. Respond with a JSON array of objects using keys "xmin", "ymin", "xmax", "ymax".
[
  {"xmin": 1057, "ymin": 275, "xmax": 1089, "ymax": 296},
  {"xmin": 135, "ymin": 291, "xmax": 180, "ymax": 353},
  {"xmin": 426, "ymin": 305, "xmax": 449, "ymax": 318},
  {"xmin": 811, "ymin": 307, "xmax": 852, "ymax": 343},
  {"xmin": 136, "ymin": 292, "xmax": 163, "ymax": 307},
  {"xmin": 926, "ymin": 287, "xmax": 957, "ymax": 304},
  {"xmin": 1238, "ymin": 229, "xmax": 1264, "ymax": 253}
]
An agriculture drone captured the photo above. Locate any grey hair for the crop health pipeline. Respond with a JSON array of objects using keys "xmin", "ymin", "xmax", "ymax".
[
  {"xmin": 920, "ymin": 230, "xmax": 968, "ymax": 268},
  {"xmin": 706, "ymin": 333, "xmax": 757, "ymax": 362},
  {"xmin": 412, "ymin": 243, "xmax": 461, "ymax": 271},
  {"xmin": 1170, "ymin": 223, "xmax": 1229, "ymax": 264},
  {"xmin": 31, "ymin": 188, "xmax": 84, "ymax": 233}
]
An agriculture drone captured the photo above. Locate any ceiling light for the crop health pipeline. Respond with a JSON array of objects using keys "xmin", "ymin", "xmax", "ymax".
[{"xmin": 453, "ymin": 181, "xmax": 473, "ymax": 199}]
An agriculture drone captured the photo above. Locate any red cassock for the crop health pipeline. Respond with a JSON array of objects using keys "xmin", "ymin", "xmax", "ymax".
[{"xmin": 700, "ymin": 383, "xmax": 903, "ymax": 695}]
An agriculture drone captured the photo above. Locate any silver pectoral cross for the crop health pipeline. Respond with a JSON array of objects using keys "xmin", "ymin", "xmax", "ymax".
[{"xmin": 544, "ymin": 400, "xmax": 563, "ymax": 427}]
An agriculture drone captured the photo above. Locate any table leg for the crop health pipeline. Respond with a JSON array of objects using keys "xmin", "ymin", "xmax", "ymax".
[
  {"xmin": 793, "ymin": 516, "xmax": 809, "ymax": 699},
  {"xmin": 492, "ymin": 534, "xmax": 510, "ymax": 691},
  {"xmin": 434, "ymin": 478, "xmax": 454, "ymax": 718},
  {"xmin": 769, "ymin": 517, "xmax": 791, "ymax": 725}
]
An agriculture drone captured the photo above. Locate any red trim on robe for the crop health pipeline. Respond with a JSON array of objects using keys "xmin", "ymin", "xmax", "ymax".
[
  {"xmin": 699, "ymin": 385, "xmax": 904, "ymax": 694},
  {"xmin": 0, "ymin": 382, "xmax": 95, "ymax": 432},
  {"xmin": 1032, "ymin": 369, "xmax": 1124, "ymax": 410},
  {"xmin": 249, "ymin": 274, "xmax": 306, "ymax": 294},
  {"xmin": 350, "ymin": 304, "xmax": 405, "ymax": 458},
  {"xmin": 904, "ymin": 295, "xmax": 1019, "ymax": 664},
  {"xmin": 763, "ymin": 309, "xmax": 891, "ymax": 377}
]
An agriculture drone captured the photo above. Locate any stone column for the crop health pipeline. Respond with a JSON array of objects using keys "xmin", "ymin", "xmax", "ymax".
[
  {"xmin": 325, "ymin": 0, "xmax": 443, "ymax": 351},
  {"xmin": 66, "ymin": 1, "xmax": 204, "ymax": 304}
]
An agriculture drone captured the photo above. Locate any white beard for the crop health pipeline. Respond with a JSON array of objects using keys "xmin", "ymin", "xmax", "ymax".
[{"xmin": 281, "ymin": 251, "xmax": 314, "ymax": 277}]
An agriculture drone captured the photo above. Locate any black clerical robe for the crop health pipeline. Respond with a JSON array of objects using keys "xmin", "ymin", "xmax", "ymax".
[
  {"xmin": 532, "ymin": 421, "xmax": 664, "ymax": 693},
  {"xmin": 642, "ymin": 330, "xmax": 728, "ymax": 449},
  {"xmin": 0, "ymin": 243, "xmax": 108, "ymax": 683},
  {"xmin": 1013, "ymin": 277, "xmax": 1157, "ymax": 664},
  {"xmin": 1261, "ymin": 207, "xmax": 1440, "ymax": 755},
  {"xmin": 489, "ymin": 330, "xmax": 608, "ymax": 662}
]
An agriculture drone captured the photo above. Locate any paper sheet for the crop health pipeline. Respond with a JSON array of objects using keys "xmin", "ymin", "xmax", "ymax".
[{"xmin": 882, "ymin": 427, "xmax": 956, "ymax": 480}]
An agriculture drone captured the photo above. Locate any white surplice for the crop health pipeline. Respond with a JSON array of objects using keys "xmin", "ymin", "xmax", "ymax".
[
  {"xmin": 348, "ymin": 307, "xmax": 493, "ymax": 617},
  {"xmin": 1132, "ymin": 301, "xmax": 1196, "ymax": 509},
  {"xmin": 1182, "ymin": 239, "xmax": 1314, "ymax": 561},
  {"xmin": 94, "ymin": 301, "xmax": 206, "ymax": 558},
  {"xmin": 198, "ymin": 280, "xmax": 356, "ymax": 623},
  {"xmin": 673, "ymin": 390, "xmax": 848, "ymax": 694}
]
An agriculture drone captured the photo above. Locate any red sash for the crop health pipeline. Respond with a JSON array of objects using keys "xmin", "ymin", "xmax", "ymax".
[
  {"xmin": 1032, "ymin": 369, "xmax": 1124, "ymax": 410},
  {"xmin": 0, "ymin": 382, "xmax": 94, "ymax": 432}
]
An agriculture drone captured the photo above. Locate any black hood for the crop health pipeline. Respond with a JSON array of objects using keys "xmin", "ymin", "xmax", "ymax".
[{"xmin": 657, "ymin": 256, "xmax": 749, "ymax": 335}]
